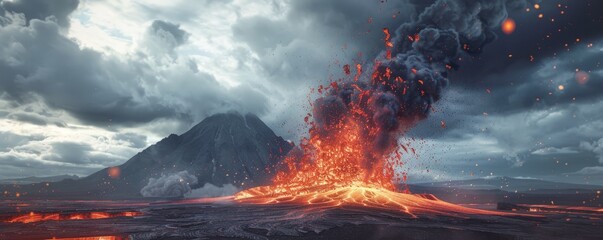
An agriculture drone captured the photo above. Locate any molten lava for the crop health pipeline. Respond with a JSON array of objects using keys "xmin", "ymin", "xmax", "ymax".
[
  {"xmin": 48, "ymin": 236, "xmax": 125, "ymax": 240},
  {"xmin": 6, "ymin": 211, "xmax": 142, "ymax": 224},
  {"xmin": 236, "ymin": 183, "xmax": 507, "ymax": 217}
]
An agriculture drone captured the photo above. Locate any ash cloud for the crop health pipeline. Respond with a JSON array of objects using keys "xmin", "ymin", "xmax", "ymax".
[
  {"xmin": 140, "ymin": 171, "xmax": 198, "ymax": 197},
  {"xmin": 313, "ymin": 0, "xmax": 533, "ymax": 153}
]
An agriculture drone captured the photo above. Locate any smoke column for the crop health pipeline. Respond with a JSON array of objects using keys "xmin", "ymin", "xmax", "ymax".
[{"xmin": 311, "ymin": 0, "xmax": 533, "ymax": 169}]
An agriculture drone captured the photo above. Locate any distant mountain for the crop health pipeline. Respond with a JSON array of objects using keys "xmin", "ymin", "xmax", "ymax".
[
  {"xmin": 0, "ymin": 175, "xmax": 79, "ymax": 185},
  {"xmin": 405, "ymin": 177, "xmax": 603, "ymax": 206},
  {"xmin": 413, "ymin": 177, "xmax": 603, "ymax": 192},
  {"xmin": 1, "ymin": 112, "xmax": 293, "ymax": 199}
]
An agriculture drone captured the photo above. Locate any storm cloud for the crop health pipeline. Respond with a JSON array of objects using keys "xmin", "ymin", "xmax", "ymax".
[{"xmin": 0, "ymin": 0, "xmax": 602, "ymax": 185}]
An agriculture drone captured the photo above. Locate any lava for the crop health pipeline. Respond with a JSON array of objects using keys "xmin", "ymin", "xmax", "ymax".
[
  {"xmin": 48, "ymin": 237, "xmax": 125, "ymax": 240},
  {"xmin": 6, "ymin": 211, "xmax": 142, "ymax": 224},
  {"xmin": 236, "ymin": 183, "xmax": 507, "ymax": 217}
]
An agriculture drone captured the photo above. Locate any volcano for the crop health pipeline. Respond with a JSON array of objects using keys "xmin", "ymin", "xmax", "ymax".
[{"xmin": 1, "ymin": 112, "xmax": 293, "ymax": 199}]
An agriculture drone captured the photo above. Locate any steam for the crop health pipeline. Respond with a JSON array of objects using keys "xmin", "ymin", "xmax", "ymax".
[
  {"xmin": 313, "ymin": 0, "xmax": 532, "ymax": 153},
  {"xmin": 187, "ymin": 183, "xmax": 239, "ymax": 198},
  {"xmin": 140, "ymin": 171, "xmax": 198, "ymax": 197}
]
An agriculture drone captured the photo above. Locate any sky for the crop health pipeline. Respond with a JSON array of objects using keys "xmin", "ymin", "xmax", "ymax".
[{"xmin": 0, "ymin": 0, "xmax": 602, "ymax": 185}]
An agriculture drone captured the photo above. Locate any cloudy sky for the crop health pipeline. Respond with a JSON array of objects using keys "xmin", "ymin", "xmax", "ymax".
[{"xmin": 0, "ymin": 0, "xmax": 602, "ymax": 185}]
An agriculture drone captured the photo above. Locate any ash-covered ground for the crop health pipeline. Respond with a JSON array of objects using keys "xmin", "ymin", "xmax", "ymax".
[{"xmin": 1, "ymin": 197, "xmax": 602, "ymax": 240}]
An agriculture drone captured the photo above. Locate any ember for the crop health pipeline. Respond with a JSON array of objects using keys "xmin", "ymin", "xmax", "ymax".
[{"xmin": 501, "ymin": 18, "xmax": 516, "ymax": 34}]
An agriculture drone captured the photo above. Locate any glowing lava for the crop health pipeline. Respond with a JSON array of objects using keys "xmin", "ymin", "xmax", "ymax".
[
  {"xmin": 48, "ymin": 237, "xmax": 125, "ymax": 240},
  {"xmin": 6, "ymin": 211, "xmax": 142, "ymax": 224},
  {"xmin": 236, "ymin": 183, "xmax": 506, "ymax": 217},
  {"xmin": 233, "ymin": 80, "xmax": 494, "ymax": 215}
]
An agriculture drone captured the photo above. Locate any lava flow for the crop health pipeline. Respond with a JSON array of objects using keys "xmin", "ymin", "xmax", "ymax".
[
  {"xmin": 233, "ymin": 116, "xmax": 502, "ymax": 216},
  {"xmin": 6, "ymin": 211, "xmax": 142, "ymax": 223}
]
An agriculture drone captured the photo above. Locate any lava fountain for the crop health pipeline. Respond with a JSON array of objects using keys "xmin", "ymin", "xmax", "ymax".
[{"xmin": 236, "ymin": 0, "xmax": 528, "ymax": 215}]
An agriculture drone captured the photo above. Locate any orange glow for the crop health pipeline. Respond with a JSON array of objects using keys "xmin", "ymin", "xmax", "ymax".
[
  {"xmin": 558, "ymin": 85, "xmax": 565, "ymax": 91},
  {"xmin": 534, "ymin": 4, "xmax": 540, "ymax": 9},
  {"xmin": 501, "ymin": 19, "xmax": 516, "ymax": 35},
  {"xmin": 108, "ymin": 167, "xmax": 121, "ymax": 179},
  {"xmin": 6, "ymin": 211, "xmax": 142, "ymax": 224},
  {"xmin": 47, "ymin": 236, "xmax": 125, "ymax": 240},
  {"xmin": 383, "ymin": 28, "xmax": 393, "ymax": 59},
  {"xmin": 236, "ymin": 184, "xmax": 507, "ymax": 216}
]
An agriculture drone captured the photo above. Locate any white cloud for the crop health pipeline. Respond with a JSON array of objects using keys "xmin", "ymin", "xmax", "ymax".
[
  {"xmin": 531, "ymin": 147, "xmax": 579, "ymax": 155},
  {"xmin": 572, "ymin": 166, "xmax": 603, "ymax": 175}
]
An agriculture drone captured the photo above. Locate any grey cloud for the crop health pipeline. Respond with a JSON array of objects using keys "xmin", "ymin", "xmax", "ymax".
[
  {"xmin": 0, "ymin": 131, "xmax": 43, "ymax": 151},
  {"xmin": 113, "ymin": 132, "xmax": 148, "ymax": 149},
  {"xmin": 233, "ymin": 16, "xmax": 294, "ymax": 55},
  {"xmin": 0, "ymin": 13, "xmax": 269, "ymax": 128},
  {"xmin": 150, "ymin": 20, "xmax": 188, "ymax": 46},
  {"xmin": 232, "ymin": 0, "xmax": 416, "ymax": 87},
  {"xmin": 0, "ymin": 0, "xmax": 78, "ymax": 27},
  {"xmin": 0, "ymin": 17, "xmax": 177, "ymax": 125},
  {"xmin": 531, "ymin": 147, "xmax": 579, "ymax": 156},
  {"xmin": 7, "ymin": 112, "xmax": 47, "ymax": 125},
  {"xmin": 0, "ymin": 153, "xmax": 99, "ymax": 178},
  {"xmin": 46, "ymin": 141, "xmax": 93, "ymax": 164},
  {"xmin": 580, "ymin": 138, "xmax": 603, "ymax": 163},
  {"xmin": 573, "ymin": 166, "xmax": 603, "ymax": 175},
  {"xmin": 142, "ymin": 20, "xmax": 190, "ymax": 58}
]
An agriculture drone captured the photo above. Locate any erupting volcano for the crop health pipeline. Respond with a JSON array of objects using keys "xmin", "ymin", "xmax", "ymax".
[{"xmin": 236, "ymin": 0, "xmax": 520, "ymax": 213}]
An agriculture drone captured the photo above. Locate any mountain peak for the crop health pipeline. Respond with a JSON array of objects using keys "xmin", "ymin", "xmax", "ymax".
[{"xmin": 91, "ymin": 112, "xmax": 293, "ymax": 197}]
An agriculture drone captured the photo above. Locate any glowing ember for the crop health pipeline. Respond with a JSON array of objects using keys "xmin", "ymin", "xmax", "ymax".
[
  {"xmin": 6, "ymin": 211, "xmax": 142, "ymax": 224},
  {"xmin": 501, "ymin": 18, "xmax": 516, "ymax": 35},
  {"xmin": 108, "ymin": 167, "xmax": 121, "ymax": 179}
]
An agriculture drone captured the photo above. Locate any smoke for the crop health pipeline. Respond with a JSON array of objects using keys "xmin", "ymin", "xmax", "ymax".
[
  {"xmin": 187, "ymin": 183, "xmax": 239, "ymax": 198},
  {"xmin": 140, "ymin": 171, "xmax": 198, "ymax": 197},
  {"xmin": 312, "ymin": 0, "xmax": 533, "ymax": 153}
]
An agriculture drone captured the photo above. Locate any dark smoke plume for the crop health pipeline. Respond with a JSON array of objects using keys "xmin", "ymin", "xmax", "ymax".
[{"xmin": 313, "ymin": 0, "xmax": 533, "ymax": 153}]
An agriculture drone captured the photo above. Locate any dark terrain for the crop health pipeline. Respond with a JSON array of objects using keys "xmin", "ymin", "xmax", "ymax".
[{"xmin": 1, "ymin": 197, "xmax": 602, "ymax": 240}]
